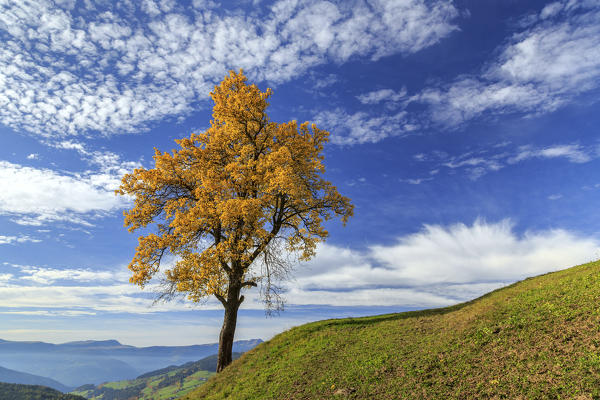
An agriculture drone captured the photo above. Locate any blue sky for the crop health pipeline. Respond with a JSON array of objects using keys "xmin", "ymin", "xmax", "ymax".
[{"xmin": 1, "ymin": 0, "xmax": 600, "ymax": 346}]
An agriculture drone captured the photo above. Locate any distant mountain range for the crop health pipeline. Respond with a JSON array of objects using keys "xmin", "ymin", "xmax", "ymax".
[
  {"xmin": 0, "ymin": 338, "xmax": 262, "ymax": 388},
  {"xmin": 0, "ymin": 366, "xmax": 71, "ymax": 392}
]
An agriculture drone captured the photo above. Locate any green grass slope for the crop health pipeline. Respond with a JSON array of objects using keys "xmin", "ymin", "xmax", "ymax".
[
  {"xmin": 184, "ymin": 261, "xmax": 600, "ymax": 399},
  {"xmin": 0, "ymin": 382, "xmax": 85, "ymax": 400},
  {"xmin": 71, "ymin": 353, "xmax": 240, "ymax": 400}
]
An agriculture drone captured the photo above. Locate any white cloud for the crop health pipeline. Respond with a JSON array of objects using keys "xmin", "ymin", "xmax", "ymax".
[
  {"xmin": 419, "ymin": 2, "xmax": 600, "ymax": 126},
  {"xmin": 356, "ymin": 88, "xmax": 407, "ymax": 105},
  {"xmin": 0, "ymin": 220, "xmax": 596, "ymax": 313},
  {"xmin": 508, "ymin": 144, "xmax": 592, "ymax": 164},
  {"xmin": 315, "ymin": 108, "xmax": 418, "ymax": 145},
  {"xmin": 0, "ymin": 235, "xmax": 41, "ymax": 244},
  {"xmin": 323, "ymin": 2, "xmax": 600, "ymax": 145},
  {"xmin": 52, "ymin": 140, "xmax": 142, "ymax": 190},
  {"xmin": 8, "ymin": 263, "xmax": 117, "ymax": 285},
  {"xmin": 401, "ymin": 177, "xmax": 433, "ymax": 185},
  {"xmin": 279, "ymin": 219, "xmax": 598, "ymax": 307},
  {"xmin": 413, "ymin": 142, "xmax": 597, "ymax": 181},
  {"xmin": 26, "ymin": 153, "xmax": 39, "ymax": 160},
  {"xmin": 0, "ymin": 0, "xmax": 458, "ymax": 139},
  {"xmin": 0, "ymin": 310, "xmax": 97, "ymax": 316},
  {"xmin": 0, "ymin": 284, "xmax": 179, "ymax": 314},
  {"xmin": 370, "ymin": 219, "xmax": 597, "ymax": 285},
  {"xmin": 323, "ymin": 86, "xmax": 413, "ymax": 143},
  {"xmin": 286, "ymin": 287, "xmax": 453, "ymax": 308},
  {"xmin": 0, "ymin": 160, "xmax": 128, "ymax": 226},
  {"xmin": 540, "ymin": 2, "xmax": 564, "ymax": 19},
  {"xmin": 0, "ymin": 140, "xmax": 141, "ymax": 226},
  {"xmin": 443, "ymin": 156, "xmax": 503, "ymax": 170},
  {"xmin": 0, "ymin": 258, "xmax": 230, "ymax": 315},
  {"xmin": 0, "ymin": 262, "xmax": 188, "ymax": 313},
  {"xmin": 311, "ymin": 73, "xmax": 339, "ymax": 89}
]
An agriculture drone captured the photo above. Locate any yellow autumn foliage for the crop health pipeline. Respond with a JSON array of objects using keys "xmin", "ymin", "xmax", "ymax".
[{"xmin": 117, "ymin": 70, "xmax": 353, "ymax": 305}]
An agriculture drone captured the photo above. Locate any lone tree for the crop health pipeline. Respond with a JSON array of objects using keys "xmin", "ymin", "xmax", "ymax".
[{"xmin": 117, "ymin": 70, "xmax": 353, "ymax": 372}]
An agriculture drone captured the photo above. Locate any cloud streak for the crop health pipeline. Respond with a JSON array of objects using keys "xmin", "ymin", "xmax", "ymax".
[
  {"xmin": 0, "ymin": 235, "xmax": 41, "ymax": 245},
  {"xmin": 508, "ymin": 144, "xmax": 592, "ymax": 164},
  {"xmin": 411, "ymin": 142, "xmax": 598, "ymax": 181},
  {"xmin": 8, "ymin": 263, "xmax": 118, "ymax": 285},
  {"xmin": 356, "ymin": 88, "xmax": 407, "ymax": 105}
]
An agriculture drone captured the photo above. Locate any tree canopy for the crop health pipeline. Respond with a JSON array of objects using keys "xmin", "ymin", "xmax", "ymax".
[{"xmin": 117, "ymin": 70, "xmax": 353, "ymax": 371}]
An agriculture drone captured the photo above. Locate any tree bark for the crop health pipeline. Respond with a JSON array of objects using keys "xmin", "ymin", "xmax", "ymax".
[{"xmin": 216, "ymin": 285, "xmax": 242, "ymax": 372}]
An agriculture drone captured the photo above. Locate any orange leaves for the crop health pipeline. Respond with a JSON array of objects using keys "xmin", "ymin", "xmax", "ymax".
[
  {"xmin": 117, "ymin": 70, "xmax": 353, "ymax": 304},
  {"xmin": 129, "ymin": 233, "xmax": 167, "ymax": 285},
  {"xmin": 166, "ymin": 251, "xmax": 228, "ymax": 302},
  {"xmin": 210, "ymin": 69, "xmax": 273, "ymax": 130}
]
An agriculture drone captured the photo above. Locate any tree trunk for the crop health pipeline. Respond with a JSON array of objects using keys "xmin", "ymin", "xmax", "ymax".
[{"xmin": 216, "ymin": 286, "xmax": 242, "ymax": 372}]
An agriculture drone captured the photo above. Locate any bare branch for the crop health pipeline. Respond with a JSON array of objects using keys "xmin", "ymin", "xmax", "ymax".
[
  {"xmin": 215, "ymin": 293, "xmax": 227, "ymax": 306},
  {"xmin": 256, "ymin": 238, "xmax": 296, "ymax": 316}
]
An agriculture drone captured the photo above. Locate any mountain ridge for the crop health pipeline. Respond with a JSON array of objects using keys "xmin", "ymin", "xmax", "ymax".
[
  {"xmin": 0, "ymin": 338, "xmax": 262, "ymax": 387},
  {"xmin": 0, "ymin": 365, "xmax": 71, "ymax": 392},
  {"xmin": 0, "ymin": 338, "xmax": 262, "ymax": 352}
]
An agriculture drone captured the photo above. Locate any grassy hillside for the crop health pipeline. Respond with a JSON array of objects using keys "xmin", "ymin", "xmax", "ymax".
[
  {"xmin": 71, "ymin": 353, "xmax": 240, "ymax": 400},
  {"xmin": 184, "ymin": 260, "xmax": 600, "ymax": 399},
  {"xmin": 0, "ymin": 382, "xmax": 85, "ymax": 400}
]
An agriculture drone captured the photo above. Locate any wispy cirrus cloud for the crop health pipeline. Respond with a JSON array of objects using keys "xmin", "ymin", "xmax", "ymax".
[
  {"xmin": 0, "ymin": 235, "xmax": 41, "ymax": 245},
  {"xmin": 356, "ymin": 88, "xmax": 408, "ymax": 105},
  {"xmin": 508, "ymin": 144, "xmax": 593, "ymax": 164},
  {"xmin": 52, "ymin": 140, "xmax": 142, "ymax": 190},
  {"xmin": 411, "ymin": 142, "xmax": 598, "ymax": 181},
  {"xmin": 334, "ymin": 1, "xmax": 600, "ymax": 145},
  {"xmin": 418, "ymin": 1, "xmax": 600, "ymax": 127},
  {"xmin": 0, "ymin": 284, "xmax": 184, "ymax": 314},
  {"xmin": 0, "ymin": 0, "xmax": 458, "ymax": 139},
  {"xmin": 400, "ymin": 177, "xmax": 434, "ymax": 185},
  {"xmin": 315, "ymin": 108, "xmax": 418, "ymax": 145}
]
